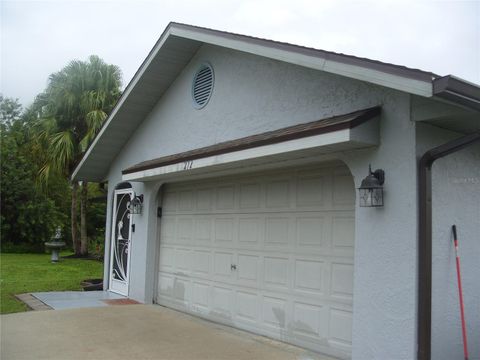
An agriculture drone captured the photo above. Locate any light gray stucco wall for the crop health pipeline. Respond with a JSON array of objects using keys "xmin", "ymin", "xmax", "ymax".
[
  {"xmin": 103, "ymin": 44, "xmax": 422, "ymax": 359},
  {"xmin": 108, "ymin": 43, "xmax": 386, "ymax": 177},
  {"xmin": 416, "ymin": 123, "xmax": 480, "ymax": 360},
  {"xmin": 341, "ymin": 92, "xmax": 418, "ymax": 360}
]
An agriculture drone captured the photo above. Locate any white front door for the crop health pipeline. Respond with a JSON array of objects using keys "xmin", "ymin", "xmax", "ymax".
[
  {"xmin": 109, "ymin": 188, "xmax": 134, "ymax": 296},
  {"xmin": 156, "ymin": 163, "xmax": 355, "ymax": 359}
]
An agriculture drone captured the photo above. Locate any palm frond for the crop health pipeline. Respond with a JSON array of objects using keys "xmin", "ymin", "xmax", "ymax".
[
  {"xmin": 85, "ymin": 109, "xmax": 106, "ymax": 132},
  {"xmin": 80, "ymin": 110, "xmax": 106, "ymax": 151},
  {"xmin": 37, "ymin": 163, "xmax": 51, "ymax": 188},
  {"xmin": 33, "ymin": 54, "xmax": 122, "ymax": 182},
  {"xmin": 49, "ymin": 130, "xmax": 75, "ymax": 173}
]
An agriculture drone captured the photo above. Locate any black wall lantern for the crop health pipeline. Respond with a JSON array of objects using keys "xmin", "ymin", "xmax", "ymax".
[
  {"xmin": 128, "ymin": 194, "xmax": 144, "ymax": 214},
  {"xmin": 358, "ymin": 165, "xmax": 385, "ymax": 207}
]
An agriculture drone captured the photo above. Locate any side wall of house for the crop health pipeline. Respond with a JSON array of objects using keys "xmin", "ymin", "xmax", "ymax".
[
  {"xmin": 104, "ymin": 44, "xmax": 419, "ymax": 359},
  {"xmin": 416, "ymin": 122, "xmax": 480, "ymax": 360},
  {"xmin": 340, "ymin": 93, "xmax": 417, "ymax": 360}
]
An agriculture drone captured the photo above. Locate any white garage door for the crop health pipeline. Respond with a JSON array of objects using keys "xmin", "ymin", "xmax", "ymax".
[{"xmin": 156, "ymin": 163, "xmax": 355, "ymax": 359}]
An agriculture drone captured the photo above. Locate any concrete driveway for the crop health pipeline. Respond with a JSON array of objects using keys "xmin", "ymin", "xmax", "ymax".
[{"xmin": 1, "ymin": 304, "xmax": 335, "ymax": 360}]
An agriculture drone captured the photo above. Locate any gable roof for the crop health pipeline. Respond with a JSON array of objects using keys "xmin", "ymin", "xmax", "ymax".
[{"xmin": 72, "ymin": 22, "xmax": 480, "ymax": 182}]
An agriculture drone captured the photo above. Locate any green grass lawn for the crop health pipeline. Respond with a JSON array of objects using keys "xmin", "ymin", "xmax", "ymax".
[{"xmin": 0, "ymin": 252, "xmax": 103, "ymax": 314}]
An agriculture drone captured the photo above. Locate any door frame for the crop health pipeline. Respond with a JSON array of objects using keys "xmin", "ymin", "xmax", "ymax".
[{"xmin": 109, "ymin": 188, "xmax": 134, "ymax": 296}]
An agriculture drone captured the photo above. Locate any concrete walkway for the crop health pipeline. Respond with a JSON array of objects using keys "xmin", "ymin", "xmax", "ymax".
[
  {"xmin": 32, "ymin": 291, "xmax": 126, "ymax": 310},
  {"xmin": 1, "ymin": 305, "xmax": 336, "ymax": 360}
]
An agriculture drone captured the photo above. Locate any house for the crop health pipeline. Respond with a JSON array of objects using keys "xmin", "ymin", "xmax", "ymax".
[{"xmin": 72, "ymin": 23, "xmax": 480, "ymax": 360}]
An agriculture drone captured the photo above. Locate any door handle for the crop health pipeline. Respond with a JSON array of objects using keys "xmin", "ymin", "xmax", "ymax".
[
  {"xmin": 231, "ymin": 264, "xmax": 237, "ymax": 271},
  {"xmin": 131, "ymin": 224, "xmax": 135, "ymax": 233}
]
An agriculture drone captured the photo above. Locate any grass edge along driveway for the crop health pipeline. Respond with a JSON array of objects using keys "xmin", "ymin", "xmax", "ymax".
[{"xmin": 1, "ymin": 253, "xmax": 103, "ymax": 314}]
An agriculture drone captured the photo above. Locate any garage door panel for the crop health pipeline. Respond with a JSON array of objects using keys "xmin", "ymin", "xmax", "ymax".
[
  {"xmin": 174, "ymin": 248, "xmax": 191, "ymax": 274},
  {"xmin": 192, "ymin": 281, "xmax": 210, "ymax": 311},
  {"xmin": 238, "ymin": 217, "xmax": 261, "ymax": 248},
  {"xmin": 296, "ymin": 215, "xmax": 327, "ymax": 248},
  {"xmin": 177, "ymin": 217, "xmax": 193, "ymax": 242},
  {"xmin": 158, "ymin": 273, "xmax": 174, "ymax": 298},
  {"xmin": 262, "ymin": 295, "xmax": 288, "ymax": 330},
  {"xmin": 265, "ymin": 217, "xmax": 291, "ymax": 247},
  {"xmin": 157, "ymin": 164, "xmax": 354, "ymax": 359},
  {"xmin": 239, "ymin": 183, "xmax": 261, "ymax": 209},
  {"xmin": 264, "ymin": 256, "xmax": 290, "ymax": 290},
  {"xmin": 328, "ymin": 308, "xmax": 353, "ymax": 348},
  {"xmin": 296, "ymin": 175, "xmax": 326, "ymax": 207},
  {"xmin": 196, "ymin": 188, "xmax": 213, "ymax": 211},
  {"xmin": 213, "ymin": 251, "xmax": 235, "ymax": 279},
  {"xmin": 332, "ymin": 216, "xmax": 355, "ymax": 254},
  {"xmin": 236, "ymin": 290, "xmax": 259, "ymax": 323},
  {"xmin": 173, "ymin": 277, "xmax": 190, "ymax": 305},
  {"xmin": 178, "ymin": 190, "xmax": 195, "ymax": 211},
  {"xmin": 191, "ymin": 250, "xmax": 211, "ymax": 277},
  {"xmin": 160, "ymin": 217, "xmax": 176, "ymax": 243},
  {"xmin": 294, "ymin": 259, "xmax": 326, "ymax": 295},
  {"xmin": 292, "ymin": 301, "xmax": 327, "ymax": 339},
  {"xmin": 266, "ymin": 179, "xmax": 291, "ymax": 209},
  {"xmin": 237, "ymin": 254, "xmax": 259, "ymax": 286},
  {"xmin": 214, "ymin": 217, "xmax": 235, "ymax": 245},
  {"xmin": 194, "ymin": 218, "xmax": 212, "ymax": 243},
  {"xmin": 158, "ymin": 246, "xmax": 175, "ymax": 271},
  {"xmin": 330, "ymin": 262, "xmax": 354, "ymax": 300},
  {"xmin": 212, "ymin": 286, "xmax": 234, "ymax": 317},
  {"xmin": 216, "ymin": 185, "xmax": 236, "ymax": 210}
]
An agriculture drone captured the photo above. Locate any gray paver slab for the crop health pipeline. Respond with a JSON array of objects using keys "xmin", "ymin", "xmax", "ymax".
[{"xmin": 31, "ymin": 291, "xmax": 124, "ymax": 310}]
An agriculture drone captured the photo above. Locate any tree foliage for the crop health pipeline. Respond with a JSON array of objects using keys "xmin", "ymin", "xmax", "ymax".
[
  {"xmin": 33, "ymin": 55, "xmax": 122, "ymax": 256},
  {"xmin": 1, "ymin": 55, "xmax": 121, "ymax": 254},
  {"xmin": 0, "ymin": 96, "xmax": 69, "ymax": 252},
  {"xmin": 35, "ymin": 55, "xmax": 122, "ymax": 180},
  {"xmin": 0, "ymin": 95, "xmax": 23, "ymax": 127}
]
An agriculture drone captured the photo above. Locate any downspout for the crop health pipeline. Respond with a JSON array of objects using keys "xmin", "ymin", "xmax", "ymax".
[{"xmin": 417, "ymin": 130, "xmax": 480, "ymax": 360}]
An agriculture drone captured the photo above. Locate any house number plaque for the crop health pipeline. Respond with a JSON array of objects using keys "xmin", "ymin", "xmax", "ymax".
[{"xmin": 183, "ymin": 160, "xmax": 193, "ymax": 170}]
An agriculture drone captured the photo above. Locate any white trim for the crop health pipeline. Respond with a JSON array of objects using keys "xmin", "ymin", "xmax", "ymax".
[
  {"xmin": 71, "ymin": 28, "xmax": 174, "ymax": 181},
  {"xmin": 123, "ymin": 123, "xmax": 378, "ymax": 182},
  {"xmin": 170, "ymin": 27, "xmax": 433, "ymax": 97},
  {"xmin": 109, "ymin": 188, "xmax": 134, "ymax": 296}
]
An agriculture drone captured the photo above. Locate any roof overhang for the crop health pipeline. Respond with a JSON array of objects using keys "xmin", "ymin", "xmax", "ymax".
[
  {"xmin": 122, "ymin": 107, "xmax": 380, "ymax": 182},
  {"xmin": 433, "ymin": 75, "xmax": 480, "ymax": 111},
  {"xmin": 72, "ymin": 22, "xmax": 480, "ymax": 182}
]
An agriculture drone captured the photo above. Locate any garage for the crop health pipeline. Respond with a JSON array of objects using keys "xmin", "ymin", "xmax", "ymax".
[{"xmin": 156, "ymin": 162, "xmax": 355, "ymax": 358}]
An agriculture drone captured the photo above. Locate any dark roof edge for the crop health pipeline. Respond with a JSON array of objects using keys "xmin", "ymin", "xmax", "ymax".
[
  {"xmin": 433, "ymin": 75, "xmax": 480, "ymax": 111},
  {"xmin": 122, "ymin": 106, "xmax": 381, "ymax": 175},
  {"xmin": 170, "ymin": 22, "xmax": 437, "ymax": 83}
]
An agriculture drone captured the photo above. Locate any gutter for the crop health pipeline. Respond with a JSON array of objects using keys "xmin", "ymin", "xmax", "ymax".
[
  {"xmin": 433, "ymin": 75, "xmax": 480, "ymax": 111},
  {"xmin": 417, "ymin": 130, "xmax": 480, "ymax": 360}
]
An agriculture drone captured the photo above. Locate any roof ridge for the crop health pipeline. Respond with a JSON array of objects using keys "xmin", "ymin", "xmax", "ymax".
[{"xmin": 169, "ymin": 22, "xmax": 439, "ymax": 80}]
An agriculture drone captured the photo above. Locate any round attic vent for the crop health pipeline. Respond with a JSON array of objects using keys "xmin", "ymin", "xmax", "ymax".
[{"xmin": 192, "ymin": 64, "xmax": 214, "ymax": 109}]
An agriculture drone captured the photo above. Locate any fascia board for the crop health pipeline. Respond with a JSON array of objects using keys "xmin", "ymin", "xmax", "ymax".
[
  {"xmin": 170, "ymin": 27, "xmax": 433, "ymax": 97},
  {"xmin": 122, "ymin": 127, "xmax": 377, "ymax": 182},
  {"xmin": 72, "ymin": 27, "xmax": 175, "ymax": 181}
]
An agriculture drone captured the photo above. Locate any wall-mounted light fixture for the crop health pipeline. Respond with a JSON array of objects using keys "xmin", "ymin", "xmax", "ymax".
[
  {"xmin": 128, "ymin": 194, "xmax": 144, "ymax": 214},
  {"xmin": 358, "ymin": 165, "xmax": 385, "ymax": 207}
]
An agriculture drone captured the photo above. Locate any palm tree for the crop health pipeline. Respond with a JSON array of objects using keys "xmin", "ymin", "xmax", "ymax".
[{"xmin": 35, "ymin": 56, "xmax": 122, "ymax": 255}]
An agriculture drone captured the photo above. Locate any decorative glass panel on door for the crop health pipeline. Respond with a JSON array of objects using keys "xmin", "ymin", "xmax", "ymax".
[{"xmin": 109, "ymin": 189, "xmax": 133, "ymax": 295}]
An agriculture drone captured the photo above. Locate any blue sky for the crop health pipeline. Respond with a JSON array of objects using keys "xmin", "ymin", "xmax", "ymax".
[{"xmin": 1, "ymin": 0, "xmax": 479, "ymax": 106}]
